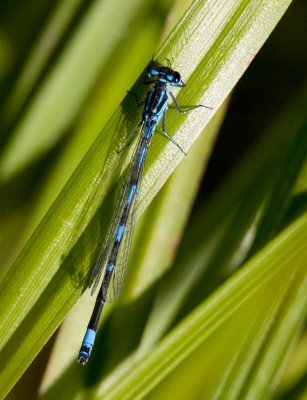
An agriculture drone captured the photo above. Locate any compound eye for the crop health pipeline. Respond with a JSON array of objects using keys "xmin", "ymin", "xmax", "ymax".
[{"xmin": 173, "ymin": 71, "xmax": 181, "ymax": 84}]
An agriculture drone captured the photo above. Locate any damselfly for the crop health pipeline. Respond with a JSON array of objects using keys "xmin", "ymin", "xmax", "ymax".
[{"xmin": 77, "ymin": 60, "xmax": 210, "ymax": 365}]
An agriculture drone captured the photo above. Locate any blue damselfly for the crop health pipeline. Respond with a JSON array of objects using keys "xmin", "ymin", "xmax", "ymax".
[{"xmin": 78, "ymin": 60, "xmax": 210, "ymax": 365}]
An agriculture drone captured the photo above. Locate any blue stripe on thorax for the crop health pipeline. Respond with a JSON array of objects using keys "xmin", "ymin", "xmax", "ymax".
[
  {"xmin": 145, "ymin": 87, "xmax": 168, "ymax": 116},
  {"xmin": 152, "ymin": 90, "xmax": 165, "ymax": 114}
]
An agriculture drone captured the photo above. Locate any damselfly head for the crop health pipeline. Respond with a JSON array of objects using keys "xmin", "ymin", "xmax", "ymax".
[{"xmin": 146, "ymin": 61, "xmax": 184, "ymax": 87}]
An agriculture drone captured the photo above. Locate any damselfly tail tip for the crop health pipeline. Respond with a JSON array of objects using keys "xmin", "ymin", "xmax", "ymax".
[
  {"xmin": 77, "ymin": 351, "xmax": 89, "ymax": 365},
  {"xmin": 77, "ymin": 328, "xmax": 96, "ymax": 365}
]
